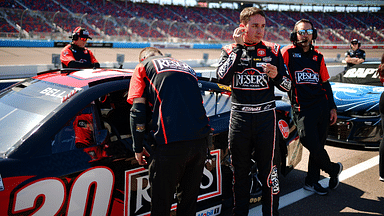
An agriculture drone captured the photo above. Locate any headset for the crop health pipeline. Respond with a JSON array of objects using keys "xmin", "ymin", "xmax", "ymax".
[{"xmin": 290, "ymin": 19, "xmax": 317, "ymax": 43}]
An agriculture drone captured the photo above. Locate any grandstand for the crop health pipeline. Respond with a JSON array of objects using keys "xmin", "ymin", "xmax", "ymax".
[{"xmin": 0, "ymin": 0, "xmax": 383, "ymax": 44}]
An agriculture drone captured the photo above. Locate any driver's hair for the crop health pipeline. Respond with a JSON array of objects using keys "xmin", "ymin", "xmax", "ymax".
[{"xmin": 139, "ymin": 47, "xmax": 163, "ymax": 63}]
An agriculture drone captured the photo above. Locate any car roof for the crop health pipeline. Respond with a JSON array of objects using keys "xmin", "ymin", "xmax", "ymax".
[{"xmin": 34, "ymin": 68, "xmax": 134, "ymax": 88}]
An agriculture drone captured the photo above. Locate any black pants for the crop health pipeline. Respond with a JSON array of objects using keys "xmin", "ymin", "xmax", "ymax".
[
  {"xmin": 229, "ymin": 109, "xmax": 280, "ymax": 216},
  {"xmin": 293, "ymin": 101, "xmax": 338, "ymax": 184},
  {"xmin": 379, "ymin": 92, "xmax": 384, "ymax": 178},
  {"xmin": 149, "ymin": 137, "xmax": 208, "ymax": 216}
]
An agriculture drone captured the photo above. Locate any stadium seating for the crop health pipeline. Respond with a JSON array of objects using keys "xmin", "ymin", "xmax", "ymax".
[{"xmin": 0, "ymin": 0, "xmax": 383, "ymax": 44}]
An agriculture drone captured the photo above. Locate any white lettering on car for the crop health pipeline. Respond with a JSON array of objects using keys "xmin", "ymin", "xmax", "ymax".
[
  {"xmin": 12, "ymin": 167, "xmax": 113, "ymax": 216},
  {"xmin": 343, "ymin": 68, "xmax": 378, "ymax": 78}
]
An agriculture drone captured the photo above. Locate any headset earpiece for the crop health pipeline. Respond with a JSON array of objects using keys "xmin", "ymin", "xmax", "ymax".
[{"xmin": 290, "ymin": 31, "xmax": 297, "ymax": 42}]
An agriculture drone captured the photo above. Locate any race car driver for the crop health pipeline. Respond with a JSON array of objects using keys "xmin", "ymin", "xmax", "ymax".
[
  {"xmin": 281, "ymin": 19, "xmax": 343, "ymax": 195},
  {"xmin": 216, "ymin": 7, "xmax": 291, "ymax": 216},
  {"xmin": 127, "ymin": 47, "xmax": 211, "ymax": 216},
  {"xmin": 60, "ymin": 27, "xmax": 100, "ymax": 69}
]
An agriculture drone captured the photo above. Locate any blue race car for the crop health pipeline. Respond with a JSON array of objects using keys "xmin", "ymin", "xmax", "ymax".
[{"xmin": 329, "ymin": 62, "xmax": 383, "ymax": 148}]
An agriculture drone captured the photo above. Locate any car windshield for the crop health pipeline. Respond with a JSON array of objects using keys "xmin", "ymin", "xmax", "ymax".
[{"xmin": 0, "ymin": 79, "xmax": 79, "ymax": 154}]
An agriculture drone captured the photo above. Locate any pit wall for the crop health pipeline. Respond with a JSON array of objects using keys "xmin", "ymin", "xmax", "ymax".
[{"xmin": 1, "ymin": 39, "xmax": 381, "ymax": 79}]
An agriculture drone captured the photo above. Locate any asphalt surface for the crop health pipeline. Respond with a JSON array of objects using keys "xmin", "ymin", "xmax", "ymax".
[{"xmin": 220, "ymin": 142, "xmax": 383, "ymax": 216}]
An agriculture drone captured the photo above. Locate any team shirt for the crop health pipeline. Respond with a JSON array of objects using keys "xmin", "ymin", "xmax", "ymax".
[
  {"xmin": 281, "ymin": 44, "xmax": 330, "ymax": 112},
  {"xmin": 60, "ymin": 44, "xmax": 98, "ymax": 68},
  {"xmin": 127, "ymin": 56, "xmax": 210, "ymax": 145}
]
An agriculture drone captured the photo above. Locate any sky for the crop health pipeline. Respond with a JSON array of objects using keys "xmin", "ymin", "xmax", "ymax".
[{"xmin": 131, "ymin": 0, "xmax": 381, "ymax": 12}]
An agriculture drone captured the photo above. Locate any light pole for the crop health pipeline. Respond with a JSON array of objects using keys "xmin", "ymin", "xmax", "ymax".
[
  {"xmin": 79, "ymin": 13, "xmax": 88, "ymax": 26},
  {"xmin": 103, "ymin": 15, "xmax": 112, "ymax": 39},
  {"xmin": 127, "ymin": 17, "xmax": 136, "ymax": 28},
  {"xmin": 147, "ymin": 18, "xmax": 158, "ymax": 42},
  {"xmin": 205, "ymin": 23, "xmax": 212, "ymax": 41},
  {"xmin": 51, "ymin": 11, "xmax": 60, "ymax": 40},
  {"xmin": 19, "ymin": 8, "xmax": 29, "ymax": 39},
  {"xmin": 167, "ymin": 20, "xmax": 177, "ymax": 42},
  {"xmin": 187, "ymin": 22, "xmax": 195, "ymax": 37},
  {"xmin": 221, "ymin": 24, "xmax": 229, "ymax": 41}
]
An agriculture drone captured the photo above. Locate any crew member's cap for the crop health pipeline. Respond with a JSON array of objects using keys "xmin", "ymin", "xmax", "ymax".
[
  {"xmin": 351, "ymin": 39, "xmax": 359, "ymax": 44},
  {"xmin": 70, "ymin": 26, "xmax": 92, "ymax": 40}
]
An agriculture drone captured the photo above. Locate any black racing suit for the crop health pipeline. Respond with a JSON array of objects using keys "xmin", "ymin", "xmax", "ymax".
[
  {"xmin": 281, "ymin": 44, "xmax": 339, "ymax": 185},
  {"xmin": 345, "ymin": 48, "xmax": 366, "ymax": 68},
  {"xmin": 217, "ymin": 42, "xmax": 291, "ymax": 216},
  {"xmin": 379, "ymin": 92, "xmax": 384, "ymax": 179}
]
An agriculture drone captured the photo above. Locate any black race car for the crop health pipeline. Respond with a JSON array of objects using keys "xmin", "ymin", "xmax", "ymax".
[{"xmin": 0, "ymin": 68, "xmax": 301, "ymax": 215}]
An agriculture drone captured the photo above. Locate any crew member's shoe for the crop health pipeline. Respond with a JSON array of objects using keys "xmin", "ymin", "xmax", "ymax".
[
  {"xmin": 303, "ymin": 182, "xmax": 328, "ymax": 195},
  {"xmin": 380, "ymin": 177, "xmax": 384, "ymax": 182},
  {"xmin": 329, "ymin": 162, "xmax": 343, "ymax": 189}
]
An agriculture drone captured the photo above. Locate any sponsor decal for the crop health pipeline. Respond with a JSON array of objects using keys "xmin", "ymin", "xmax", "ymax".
[
  {"xmin": 343, "ymin": 68, "xmax": 378, "ymax": 78},
  {"xmin": 84, "ymin": 50, "xmax": 88, "ymax": 54},
  {"xmin": 217, "ymin": 52, "xmax": 236, "ymax": 78},
  {"xmin": 257, "ymin": 48, "xmax": 266, "ymax": 57},
  {"xmin": 217, "ymin": 83, "xmax": 231, "ymax": 91},
  {"xmin": 272, "ymin": 44, "xmax": 280, "ymax": 56},
  {"xmin": 253, "ymin": 58, "xmax": 262, "ymax": 61},
  {"xmin": 313, "ymin": 55, "xmax": 318, "ymax": 61},
  {"xmin": 152, "ymin": 58, "xmax": 196, "ymax": 77},
  {"xmin": 293, "ymin": 53, "xmax": 301, "ymax": 58},
  {"xmin": 256, "ymin": 63, "xmax": 267, "ymax": 68},
  {"xmin": 278, "ymin": 120, "xmax": 289, "ymax": 139},
  {"xmin": 136, "ymin": 124, "xmax": 145, "ymax": 132},
  {"xmin": 263, "ymin": 56, "xmax": 272, "ymax": 62},
  {"xmin": 233, "ymin": 68, "xmax": 269, "ymax": 90},
  {"xmin": 241, "ymin": 57, "xmax": 251, "ymax": 62},
  {"xmin": 280, "ymin": 76, "xmax": 291, "ymax": 91},
  {"xmin": 196, "ymin": 204, "xmax": 222, "ymax": 216},
  {"xmin": 295, "ymin": 68, "xmax": 319, "ymax": 84},
  {"xmin": 125, "ymin": 150, "xmax": 222, "ymax": 216},
  {"xmin": 0, "ymin": 174, "xmax": 3, "ymax": 191},
  {"xmin": 246, "ymin": 46, "xmax": 255, "ymax": 51},
  {"xmin": 269, "ymin": 166, "xmax": 280, "ymax": 195},
  {"xmin": 231, "ymin": 101, "xmax": 275, "ymax": 113}
]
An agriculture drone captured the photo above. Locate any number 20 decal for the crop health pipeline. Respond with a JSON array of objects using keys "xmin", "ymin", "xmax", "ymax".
[{"xmin": 12, "ymin": 167, "xmax": 114, "ymax": 216}]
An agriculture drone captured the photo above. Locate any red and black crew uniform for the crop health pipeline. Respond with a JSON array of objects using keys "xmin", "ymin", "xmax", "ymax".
[
  {"xmin": 60, "ymin": 27, "xmax": 100, "ymax": 69},
  {"xmin": 281, "ymin": 44, "xmax": 340, "ymax": 186},
  {"xmin": 127, "ymin": 55, "xmax": 211, "ymax": 216},
  {"xmin": 217, "ymin": 41, "xmax": 291, "ymax": 216}
]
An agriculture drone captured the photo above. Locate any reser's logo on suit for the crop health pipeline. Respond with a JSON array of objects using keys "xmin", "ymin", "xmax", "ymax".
[
  {"xmin": 233, "ymin": 68, "xmax": 269, "ymax": 90},
  {"xmin": 295, "ymin": 68, "xmax": 319, "ymax": 84}
]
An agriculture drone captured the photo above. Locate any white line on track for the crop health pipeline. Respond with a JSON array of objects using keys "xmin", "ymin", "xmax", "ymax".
[{"xmin": 249, "ymin": 155, "xmax": 380, "ymax": 216}]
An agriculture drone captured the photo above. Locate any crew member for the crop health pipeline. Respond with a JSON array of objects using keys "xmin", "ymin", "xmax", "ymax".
[
  {"xmin": 281, "ymin": 19, "xmax": 343, "ymax": 195},
  {"xmin": 127, "ymin": 47, "xmax": 211, "ymax": 216},
  {"xmin": 345, "ymin": 39, "xmax": 365, "ymax": 68},
  {"xmin": 60, "ymin": 27, "xmax": 100, "ymax": 68},
  {"xmin": 216, "ymin": 7, "xmax": 291, "ymax": 216}
]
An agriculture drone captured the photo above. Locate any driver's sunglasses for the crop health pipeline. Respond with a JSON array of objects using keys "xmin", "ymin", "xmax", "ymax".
[
  {"xmin": 297, "ymin": 29, "xmax": 314, "ymax": 35},
  {"xmin": 80, "ymin": 37, "xmax": 88, "ymax": 41}
]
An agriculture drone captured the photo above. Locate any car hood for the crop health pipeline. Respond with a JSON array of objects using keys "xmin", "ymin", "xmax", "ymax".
[{"xmin": 331, "ymin": 82, "xmax": 384, "ymax": 112}]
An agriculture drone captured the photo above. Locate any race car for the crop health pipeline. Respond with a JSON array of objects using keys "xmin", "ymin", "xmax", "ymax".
[
  {"xmin": 0, "ymin": 68, "xmax": 302, "ymax": 215},
  {"xmin": 329, "ymin": 62, "xmax": 383, "ymax": 148}
]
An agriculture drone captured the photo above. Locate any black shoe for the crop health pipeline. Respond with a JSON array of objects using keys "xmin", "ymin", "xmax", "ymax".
[
  {"xmin": 303, "ymin": 182, "xmax": 328, "ymax": 195},
  {"xmin": 329, "ymin": 162, "xmax": 343, "ymax": 190}
]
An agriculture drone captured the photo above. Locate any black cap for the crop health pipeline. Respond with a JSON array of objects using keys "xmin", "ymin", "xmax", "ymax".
[
  {"xmin": 351, "ymin": 39, "xmax": 359, "ymax": 44},
  {"xmin": 70, "ymin": 26, "xmax": 92, "ymax": 40}
]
